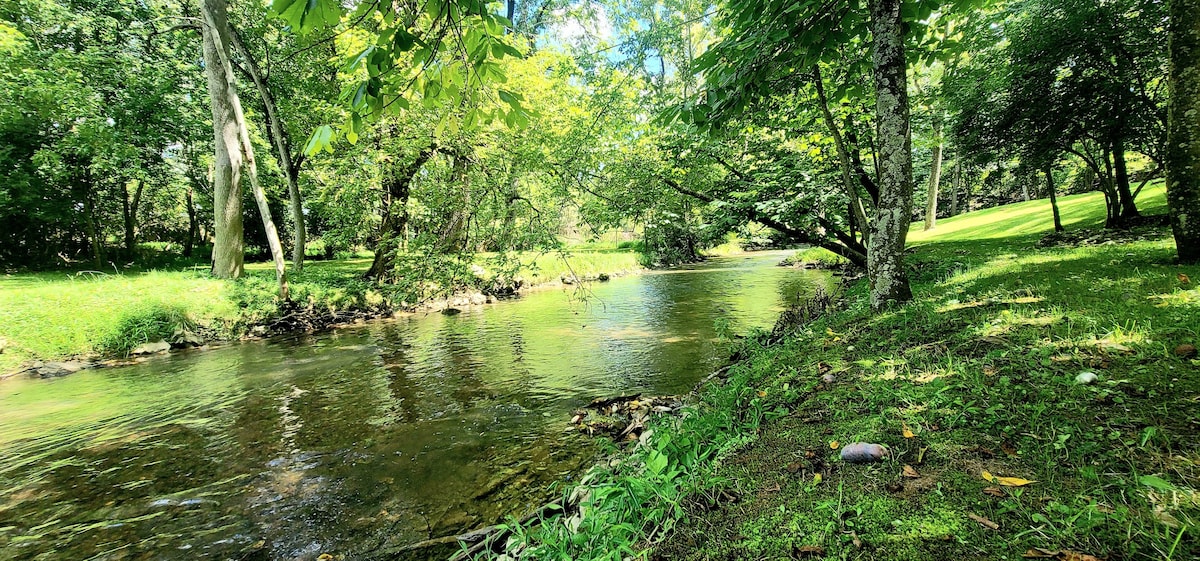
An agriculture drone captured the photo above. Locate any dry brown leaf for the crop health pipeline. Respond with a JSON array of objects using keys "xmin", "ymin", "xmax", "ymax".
[
  {"xmin": 756, "ymin": 390, "xmax": 767, "ymax": 397},
  {"xmin": 902, "ymin": 465, "xmax": 920, "ymax": 478},
  {"xmin": 1179, "ymin": 273, "xmax": 1191, "ymax": 285},
  {"xmin": 983, "ymin": 487, "xmax": 1005, "ymax": 497},
  {"xmin": 982, "ymin": 469, "xmax": 1037, "ymax": 486},
  {"xmin": 1001, "ymin": 442, "xmax": 1019, "ymax": 456},
  {"xmin": 794, "ymin": 545, "xmax": 825, "ymax": 557},
  {"xmin": 968, "ymin": 513, "xmax": 999, "ymax": 530},
  {"xmin": 1022, "ymin": 549, "xmax": 1104, "ymax": 561},
  {"xmin": 902, "ymin": 422, "xmax": 916, "ymax": 438}
]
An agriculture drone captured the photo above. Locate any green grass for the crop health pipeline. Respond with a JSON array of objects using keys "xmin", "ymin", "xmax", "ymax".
[
  {"xmin": 0, "ymin": 250, "xmax": 643, "ymax": 372},
  {"xmin": 483, "ymin": 182, "xmax": 1199, "ymax": 560}
]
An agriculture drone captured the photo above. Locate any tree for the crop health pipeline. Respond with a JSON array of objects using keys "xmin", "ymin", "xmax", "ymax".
[
  {"xmin": 1168, "ymin": 0, "xmax": 1200, "ymax": 262},
  {"xmin": 200, "ymin": 0, "xmax": 289, "ymax": 298}
]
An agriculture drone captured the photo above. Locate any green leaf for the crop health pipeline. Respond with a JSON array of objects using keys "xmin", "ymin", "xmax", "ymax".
[
  {"xmin": 270, "ymin": 0, "xmax": 342, "ymax": 33},
  {"xmin": 303, "ymin": 125, "xmax": 334, "ymax": 156},
  {"xmin": 1138, "ymin": 475, "xmax": 1174, "ymax": 492}
]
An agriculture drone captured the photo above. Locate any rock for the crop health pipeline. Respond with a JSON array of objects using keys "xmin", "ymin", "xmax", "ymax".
[
  {"xmin": 130, "ymin": 341, "xmax": 172, "ymax": 356},
  {"xmin": 1074, "ymin": 371, "xmax": 1099, "ymax": 385},
  {"xmin": 1174, "ymin": 344, "xmax": 1197, "ymax": 359},
  {"xmin": 598, "ymin": 273, "xmax": 611, "ymax": 282},
  {"xmin": 0, "ymin": 337, "xmax": 6, "ymax": 354},
  {"xmin": 839, "ymin": 442, "xmax": 889, "ymax": 463},
  {"xmin": 442, "ymin": 308, "xmax": 462, "ymax": 315},
  {"xmin": 469, "ymin": 293, "xmax": 487, "ymax": 306},
  {"xmin": 32, "ymin": 361, "xmax": 91, "ymax": 378},
  {"xmin": 561, "ymin": 274, "xmax": 576, "ymax": 285},
  {"xmin": 821, "ymin": 373, "xmax": 836, "ymax": 384},
  {"xmin": 170, "ymin": 329, "xmax": 205, "ymax": 349}
]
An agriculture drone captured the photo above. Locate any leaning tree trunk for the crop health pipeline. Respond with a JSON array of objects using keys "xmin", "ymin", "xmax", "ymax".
[
  {"xmin": 866, "ymin": 0, "xmax": 914, "ymax": 311},
  {"xmin": 366, "ymin": 147, "xmax": 436, "ymax": 280},
  {"xmin": 200, "ymin": 0, "xmax": 244, "ymax": 278},
  {"xmin": 201, "ymin": 0, "xmax": 288, "ymax": 298},
  {"xmin": 1045, "ymin": 164, "xmax": 1064, "ymax": 233},
  {"xmin": 924, "ymin": 119, "xmax": 943, "ymax": 230},
  {"xmin": 1169, "ymin": 0, "xmax": 1200, "ymax": 262},
  {"xmin": 813, "ymin": 66, "xmax": 871, "ymax": 245},
  {"xmin": 230, "ymin": 28, "xmax": 307, "ymax": 271}
]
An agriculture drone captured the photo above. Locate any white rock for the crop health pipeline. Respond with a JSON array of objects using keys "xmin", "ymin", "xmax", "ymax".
[
  {"xmin": 131, "ymin": 340, "xmax": 171, "ymax": 356},
  {"xmin": 1075, "ymin": 371, "xmax": 1099, "ymax": 385}
]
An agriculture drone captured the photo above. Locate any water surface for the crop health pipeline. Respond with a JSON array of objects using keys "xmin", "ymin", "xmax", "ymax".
[{"xmin": 0, "ymin": 251, "xmax": 826, "ymax": 560}]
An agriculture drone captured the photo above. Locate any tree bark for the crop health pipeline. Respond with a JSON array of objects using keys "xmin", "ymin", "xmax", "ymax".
[
  {"xmin": 924, "ymin": 119, "xmax": 943, "ymax": 230},
  {"xmin": 949, "ymin": 162, "xmax": 961, "ymax": 216},
  {"xmin": 201, "ymin": 0, "xmax": 289, "ymax": 299},
  {"xmin": 812, "ymin": 66, "xmax": 871, "ymax": 245},
  {"xmin": 184, "ymin": 181, "xmax": 198, "ymax": 258},
  {"xmin": 1112, "ymin": 138, "xmax": 1140, "ymax": 222},
  {"xmin": 122, "ymin": 179, "xmax": 144, "ymax": 257},
  {"xmin": 230, "ymin": 27, "xmax": 307, "ymax": 271},
  {"xmin": 83, "ymin": 173, "xmax": 103, "ymax": 268},
  {"xmin": 866, "ymin": 0, "xmax": 914, "ymax": 310},
  {"xmin": 1168, "ymin": 0, "xmax": 1200, "ymax": 262},
  {"xmin": 366, "ymin": 147, "xmax": 437, "ymax": 280},
  {"xmin": 1045, "ymin": 164, "xmax": 1064, "ymax": 233},
  {"xmin": 200, "ymin": 0, "xmax": 244, "ymax": 278}
]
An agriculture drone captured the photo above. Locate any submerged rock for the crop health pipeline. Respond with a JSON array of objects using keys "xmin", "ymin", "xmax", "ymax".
[
  {"xmin": 839, "ymin": 443, "xmax": 889, "ymax": 463},
  {"xmin": 131, "ymin": 340, "xmax": 171, "ymax": 356}
]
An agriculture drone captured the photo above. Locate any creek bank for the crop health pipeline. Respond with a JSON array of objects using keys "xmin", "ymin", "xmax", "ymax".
[{"xmin": 1, "ymin": 267, "xmax": 643, "ymax": 380}]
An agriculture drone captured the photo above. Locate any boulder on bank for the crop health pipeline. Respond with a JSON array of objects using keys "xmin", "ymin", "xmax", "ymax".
[
  {"xmin": 170, "ymin": 329, "xmax": 205, "ymax": 349},
  {"xmin": 130, "ymin": 340, "xmax": 171, "ymax": 355},
  {"xmin": 30, "ymin": 361, "xmax": 92, "ymax": 378}
]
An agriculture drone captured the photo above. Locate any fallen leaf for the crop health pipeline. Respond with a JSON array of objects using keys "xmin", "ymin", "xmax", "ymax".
[
  {"xmin": 902, "ymin": 465, "xmax": 920, "ymax": 478},
  {"xmin": 813, "ymin": 473, "xmax": 823, "ymax": 485},
  {"xmin": 1022, "ymin": 549, "xmax": 1104, "ymax": 561},
  {"xmin": 1179, "ymin": 273, "xmax": 1191, "ymax": 285},
  {"xmin": 983, "ymin": 487, "xmax": 1005, "ymax": 497},
  {"xmin": 968, "ymin": 513, "xmax": 999, "ymax": 530},
  {"xmin": 1001, "ymin": 442, "xmax": 1018, "ymax": 456},
  {"xmin": 794, "ymin": 545, "xmax": 825, "ymax": 557},
  {"xmin": 982, "ymin": 470, "xmax": 1037, "ymax": 486},
  {"xmin": 786, "ymin": 462, "xmax": 803, "ymax": 474},
  {"xmin": 756, "ymin": 390, "xmax": 767, "ymax": 397},
  {"xmin": 830, "ymin": 440, "xmax": 840, "ymax": 449},
  {"xmin": 317, "ymin": 555, "xmax": 334, "ymax": 561},
  {"xmin": 902, "ymin": 422, "xmax": 916, "ymax": 438},
  {"xmin": 917, "ymin": 446, "xmax": 928, "ymax": 464}
]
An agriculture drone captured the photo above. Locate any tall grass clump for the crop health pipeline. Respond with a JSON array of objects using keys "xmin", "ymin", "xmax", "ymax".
[{"xmin": 98, "ymin": 303, "xmax": 193, "ymax": 357}]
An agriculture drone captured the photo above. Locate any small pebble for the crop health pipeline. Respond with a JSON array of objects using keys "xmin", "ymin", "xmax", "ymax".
[
  {"xmin": 1075, "ymin": 371, "xmax": 1099, "ymax": 385},
  {"xmin": 821, "ymin": 373, "xmax": 836, "ymax": 384},
  {"xmin": 840, "ymin": 442, "xmax": 889, "ymax": 463}
]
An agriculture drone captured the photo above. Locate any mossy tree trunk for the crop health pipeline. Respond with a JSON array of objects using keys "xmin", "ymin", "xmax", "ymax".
[
  {"xmin": 1168, "ymin": 0, "xmax": 1200, "ymax": 263},
  {"xmin": 866, "ymin": 0, "xmax": 914, "ymax": 311}
]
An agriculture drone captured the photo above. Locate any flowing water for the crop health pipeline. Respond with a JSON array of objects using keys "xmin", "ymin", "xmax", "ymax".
[{"xmin": 0, "ymin": 251, "xmax": 827, "ymax": 561}]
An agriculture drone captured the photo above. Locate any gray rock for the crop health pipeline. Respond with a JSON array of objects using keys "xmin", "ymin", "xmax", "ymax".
[
  {"xmin": 1074, "ymin": 371, "xmax": 1099, "ymax": 385},
  {"xmin": 33, "ymin": 361, "xmax": 91, "ymax": 378},
  {"xmin": 170, "ymin": 329, "xmax": 205, "ymax": 348},
  {"xmin": 130, "ymin": 340, "xmax": 171, "ymax": 356},
  {"xmin": 840, "ymin": 442, "xmax": 889, "ymax": 463}
]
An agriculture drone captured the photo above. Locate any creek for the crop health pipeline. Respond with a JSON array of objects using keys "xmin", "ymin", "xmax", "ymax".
[{"xmin": 0, "ymin": 251, "xmax": 828, "ymax": 560}]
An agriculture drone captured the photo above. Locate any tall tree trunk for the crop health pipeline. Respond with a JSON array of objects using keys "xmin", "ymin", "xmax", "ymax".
[
  {"xmin": 200, "ymin": 0, "xmax": 244, "ymax": 278},
  {"xmin": 1168, "ymin": 0, "xmax": 1200, "ymax": 262},
  {"xmin": 866, "ymin": 0, "xmax": 914, "ymax": 311},
  {"xmin": 813, "ymin": 66, "xmax": 871, "ymax": 245},
  {"xmin": 201, "ymin": 0, "xmax": 288, "ymax": 298},
  {"xmin": 83, "ymin": 175, "xmax": 103, "ymax": 269},
  {"xmin": 122, "ymin": 179, "xmax": 144, "ymax": 257},
  {"xmin": 366, "ymin": 147, "xmax": 436, "ymax": 280},
  {"xmin": 184, "ymin": 182, "xmax": 198, "ymax": 258},
  {"xmin": 441, "ymin": 153, "xmax": 472, "ymax": 253},
  {"xmin": 924, "ymin": 120, "xmax": 943, "ymax": 230},
  {"xmin": 949, "ymin": 162, "xmax": 961, "ymax": 216},
  {"xmin": 230, "ymin": 28, "xmax": 307, "ymax": 271},
  {"xmin": 1045, "ymin": 164, "xmax": 1064, "ymax": 233},
  {"xmin": 1112, "ymin": 138, "xmax": 1140, "ymax": 222}
]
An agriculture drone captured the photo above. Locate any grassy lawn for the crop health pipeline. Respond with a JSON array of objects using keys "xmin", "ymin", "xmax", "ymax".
[
  {"xmin": 0, "ymin": 249, "xmax": 643, "ymax": 373},
  {"xmin": 485, "ymin": 182, "xmax": 1199, "ymax": 560}
]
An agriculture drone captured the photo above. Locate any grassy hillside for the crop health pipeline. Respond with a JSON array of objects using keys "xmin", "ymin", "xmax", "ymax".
[{"xmin": 486, "ymin": 183, "xmax": 1200, "ymax": 561}]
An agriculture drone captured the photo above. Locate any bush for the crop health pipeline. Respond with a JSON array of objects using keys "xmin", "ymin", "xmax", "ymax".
[{"xmin": 98, "ymin": 303, "xmax": 193, "ymax": 356}]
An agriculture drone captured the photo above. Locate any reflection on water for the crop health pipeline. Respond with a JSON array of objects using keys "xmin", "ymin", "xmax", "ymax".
[{"xmin": 0, "ymin": 251, "xmax": 827, "ymax": 560}]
